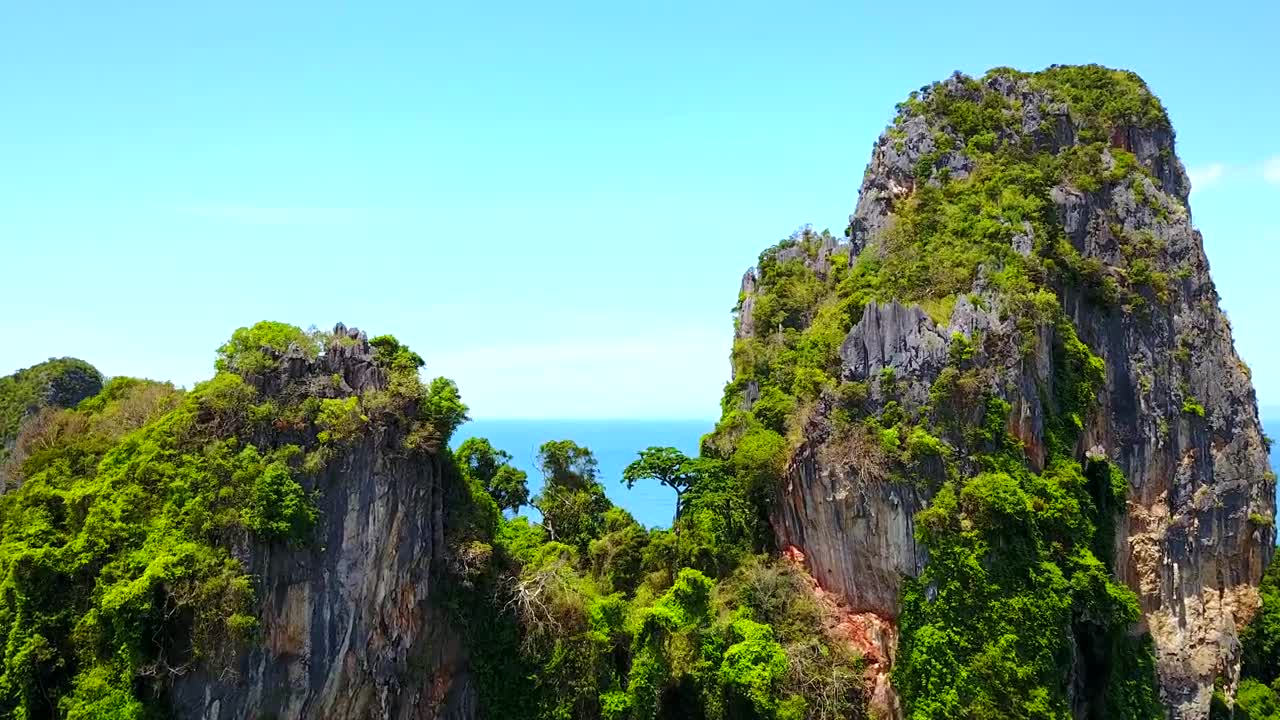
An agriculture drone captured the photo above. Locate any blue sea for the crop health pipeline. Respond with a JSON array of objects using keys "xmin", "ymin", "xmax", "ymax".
[
  {"xmin": 454, "ymin": 419, "xmax": 1280, "ymax": 530},
  {"xmin": 452, "ymin": 419, "xmax": 713, "ymax": 529}
]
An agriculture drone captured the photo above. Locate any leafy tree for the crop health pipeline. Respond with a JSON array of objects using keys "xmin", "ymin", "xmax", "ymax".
[
  {"xmin": 623, "ymin": 446, "xmax": 699, "ymax": 524},
  {"xmin": 369, "ymin": 334, "xmax": 425, "ymax": 371},
  {"xmin": 675, "ymin": 458, "xmax": 759, "ymax": 573},
  {"xmin": 588, "ymin": 507, "xmax": 650, "ymax": 595},
  {"xmin": 242, "ymin": 453, "xmax": 319, "ymax": 541},
  {"xmin": 457, "ymin": 437, "xmax": 530, "ymax": 514},
  {"xmin": 627, "ymin": 568, "xmax": 718, "ymax": 720},
  {"xmin": 420, "ymin": 377, "xmax": 469, "ymax": 449},
  {"xmin": 535, "ymin": 481, "xmax": 611, "ymax": 552},
  {"xmin": 532, "ymin": 440, "xmax": 610, "ymax": 551},
  {"xmin": 538, "ymin": 439, "xmax": 601, "ymax": 491}
]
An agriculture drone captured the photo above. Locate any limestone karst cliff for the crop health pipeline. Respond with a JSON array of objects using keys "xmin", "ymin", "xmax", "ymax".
[
  {"xmin": 167, "ymin": 325, "xmax": 475, "ymax": 719},
  {"xmin": 728, "ymin": 66, "xmax": 1275, "ymax": 719},
  {"xmin": 0, "ymin": 323, "xmax": 476, "ymax": 720},
  {"xmin": 0, "ymin": 64, "xmax": 1273, "ymax": 720}
]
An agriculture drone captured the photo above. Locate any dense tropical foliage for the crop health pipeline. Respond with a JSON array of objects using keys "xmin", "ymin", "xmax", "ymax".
[
  {"xmin": 442, "ymin": 433, "xmax": 866, "ymax": 720},
  {"xmin": 0, "ymin": 323, "xmax": 468, "ymax": 718},
  {"xmin": 0, "ymin": 63, "xmax": 1268, "ymax": 720}
]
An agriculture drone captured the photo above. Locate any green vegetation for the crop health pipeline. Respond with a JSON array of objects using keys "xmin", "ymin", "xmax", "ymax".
[
  {"xmin": 1028, "ymin": 65, "xmax": 1171, "ymax": 139},
  {"xmin": 623, "ymin": 447, "xmax": 721, "ymax": 526},
  {"xmin": 316, "ymin": 396, "xmax": 367, "ymax": 444},
  {"xmin": 723, "ymin": 68, "xmax": 1174, "ymax": 471},
  {"xmin": 456, "ymin": 437, "xmax": 530, "ymax": 514},
  {"xmin": 214, "ymin": 321, "xmax": 320, "ymax": 375},
  {"xmin": 0, "ymin": 358, "xmax": 103, "ymax": 472},
  {"xmin": 0, "ymin": 324, "xmax": 852, "ymax": 720},
  {"xmin": 0, "ymin": 322, "xmax": 468, "ymax": 718},
  {"xmin": 1220, "ymin": 678, "xmax": 1280, "ymax": 720},
  {"xmin": 439, "ymin": 436, "xmax": 865, "ymax": 720}
]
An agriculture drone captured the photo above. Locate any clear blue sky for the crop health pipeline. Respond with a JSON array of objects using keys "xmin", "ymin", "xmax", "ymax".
[{"xmin": 2, "ymin": 1, "xmax": 1277, "ymax": 419}]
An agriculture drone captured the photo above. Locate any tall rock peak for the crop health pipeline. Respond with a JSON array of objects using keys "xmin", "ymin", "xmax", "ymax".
[{"xmin": 723, "ymin": 64, "xmax": 1274, "ymax": 719}]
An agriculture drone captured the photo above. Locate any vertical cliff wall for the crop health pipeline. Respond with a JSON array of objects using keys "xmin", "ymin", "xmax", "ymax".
[
  {"xmin": 168, "ymin": 326, "xmax": 475, "ymax": 720},
  {"xmin": 730, "ymin": 67, "xmax": 1275, "ymax": 719}
]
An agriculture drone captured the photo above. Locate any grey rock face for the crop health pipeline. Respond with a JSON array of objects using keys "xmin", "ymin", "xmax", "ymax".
[
  {"xmin": 840, "ymin": 301, "xmax": 950, "ymax": 409},
  {"xmin": 737, "ymin": 269, "xmax": 759, "ymax": 338},
  {"xmin": 849, "ymin": 111, "xmax": 975, "ymax": 256},
  {"xmin": 774, "ymin": 404, "xmax": 929, "ymax": 618},
  {"xmin": 1059, "ymin": 177, "xmax": 1273, "ymax": 717},
  {"xmin": 773, "ymin": 227, "xmax": 848, "ymax": 278},
  {"xmin": 169, "ymin": 326, "xmax": 473, "ymax": 720},
  {"xmin": 40, "ymin": 364, "xmax": 104, "ymax": 409}
]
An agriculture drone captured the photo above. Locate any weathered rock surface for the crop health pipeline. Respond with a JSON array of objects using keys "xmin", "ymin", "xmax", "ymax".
[
  {"xmin": 736, "ymin": 71, "xmax": 1275, "ymax": 719},
  {"xmin": 840, "ymin": 301, "xmax": 951, "ymax": 409},
  {"xmin": 169, "ymin": 327, "xmax": 474, "ymax": 720}
]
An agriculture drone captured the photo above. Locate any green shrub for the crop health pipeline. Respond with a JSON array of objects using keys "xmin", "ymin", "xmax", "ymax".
[
  {"xmin": 316, "ymin": 397, "xmax": 367, "ymax": 445},
  {"xmin": 242, "ymin": 454, "xmax": 318, "ymax": 541},
  {"xmin": 719, "ymin": 618, "xmax": 790, "ymax": 715},
  {"xmin": 215, "ymin": 321, "xmax": 318, "ymax": 375},
  {"xmin": 751, "ymin": 385, "xmax": 795, "ymax": 435},
  {"xmin": 411, "ymin": 377, "xmax": 469, "ymax": 452},
  {"xmin": 1235, "ymin": 678, "xmax": 1280, "ymax": 719},
  {"xmin": 1030, "ymin": 64, "xmax": 1171, "ymax": 138},
  {"xmin": 879, "ymin": 426, "xmax": 902, "ymax": 454},
  {"xmin": 905, "ymin": 425, "xmax": 949, "ymax": 463}
]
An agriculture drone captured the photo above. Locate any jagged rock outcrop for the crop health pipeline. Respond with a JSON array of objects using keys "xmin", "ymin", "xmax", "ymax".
[
  {"xmin": 169, "ymin": 326, "xmax": 474, "ymax": 720},
  {"xmin": 733, "ymin": 68, "xmax": 1275, "ymax": 719}
]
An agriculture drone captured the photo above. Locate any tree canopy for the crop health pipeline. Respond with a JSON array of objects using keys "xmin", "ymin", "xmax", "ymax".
[{"xmin": 456, "ymin": 437, "xmax": 529, "ymax": 514}]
